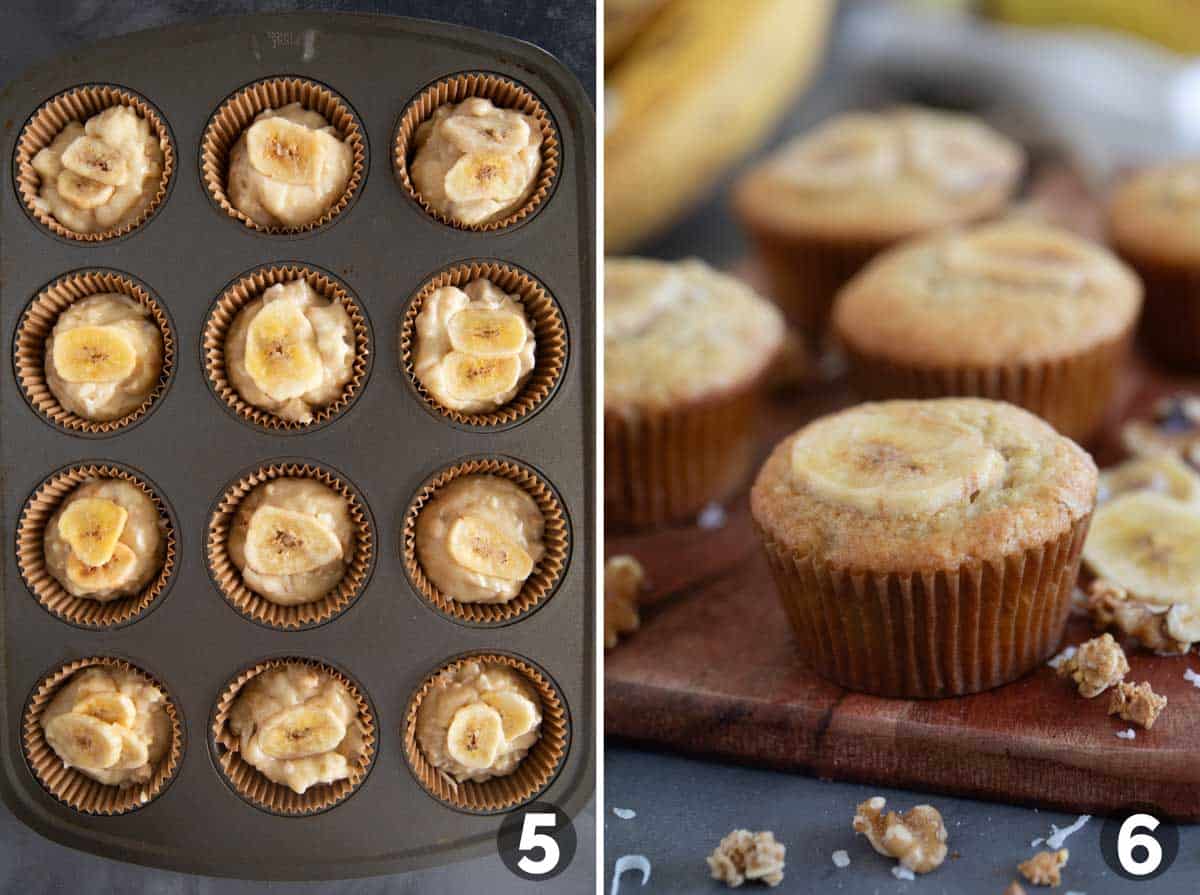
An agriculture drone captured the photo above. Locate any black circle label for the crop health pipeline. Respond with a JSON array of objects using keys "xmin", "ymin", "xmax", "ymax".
[
  {"xmin": 498, "ymin": 802, "xmax": 577, "ymax": 881},
  {"xmin": 1100, "ymin": 805, "xmax": 1179, "ymax": 881}
]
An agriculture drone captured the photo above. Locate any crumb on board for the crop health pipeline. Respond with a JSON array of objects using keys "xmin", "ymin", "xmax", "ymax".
[
  {"xmin": 1056, "ymin": 633, "xmax": 1128, "ymax": 698},
  {"xmin": 1108, "ymin": 681, "xmax": 1167, "ymax": 729},
  {"xmin": 1018, "ymin": 849, "xmax": 1069, "ymax": 887},
  {"xmin": 853, "ymin": 796, "xmax": 948, "ymax": 874}
]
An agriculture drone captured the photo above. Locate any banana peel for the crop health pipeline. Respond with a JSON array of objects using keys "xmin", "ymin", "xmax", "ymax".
[{"xmin": 986, "ymin": 0, "xmax": 1200, "ymax": 55}]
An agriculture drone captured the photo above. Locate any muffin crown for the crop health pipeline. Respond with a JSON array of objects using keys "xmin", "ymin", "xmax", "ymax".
[{"xmin": 1108, "ymin": 160, "xmax": 1200, "ymax": 269}]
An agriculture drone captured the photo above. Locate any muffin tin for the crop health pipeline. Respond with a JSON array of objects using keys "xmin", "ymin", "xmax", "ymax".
[{"xmin": 0, "ymin": 13, "xmax": 594, "ymax": 879}]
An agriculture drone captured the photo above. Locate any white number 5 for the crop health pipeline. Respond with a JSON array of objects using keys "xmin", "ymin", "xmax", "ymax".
[
  {"xmin": 1117, "ymin": 813, "xmax": 1163, "ymax": 876},
  {"xmin": 517, "ymin": 812, "xmax": 561, "ymax": 876}
]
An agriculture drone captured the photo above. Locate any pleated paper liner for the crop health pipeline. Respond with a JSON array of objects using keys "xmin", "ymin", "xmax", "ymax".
[
  {"xmin": 15, "ymin": 463, "xmax": 178, "ymax": 629},
  {"xmin": 206, "ymin": 461, "xmax": 375, "ymax": 631},
  {"xmin": 756, "ymin": 515, "xmax": 1092, "ymax": 699},
  {"xmin": 403, "ymin": 457, "xmax": 569, "ymax": 626},
  {"xmin": 393, "ymin": 72, "xmax": 560, "ymax": 231},
  {"xmin": 211, "ymin": 657, "xmax": 376, "ymax": 816},
  {"xmin": 399, "ymin": 261, "xmax": 566, "ymax": 429},
  {"xmin": 403, "ymin": 652, "xmax": 569, "ymax": 813},
  {"xmin": 14, "ymin": 269, "xmax": 176, "ymax": 436},
  {"xmin": 14, "ymin": 84, "xmax": 175, "ymax": 243},
  {"xmin": 23, "ymin": 656, "xmax": 183, "ymax": 815},
  {"xmin": 203, "ymin": 264, "xmax": 372, "ymax": 432},
  {"xmin": 1124, "ymin": 258, "xmax": 1200, "ymax": 371},
  {"xmin": 200, "ymin": 76, "xmax": 366, "ymax": 234}
]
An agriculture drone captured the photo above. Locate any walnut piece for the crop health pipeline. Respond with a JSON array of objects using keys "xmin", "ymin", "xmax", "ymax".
[
  {"xmin": 1108, "ymin": 681, "xmax": 1167, "ymax": 729},
  {"xmin": 1018, "ymin": 849, "xmax": 1068, "ymax": 886},
  {"xmin": 852, "ymin": 796, "xmax": 948, "ymax": 874},
  {"xmin": 1056, "ymin": 633, "xmax": 1129, "ymax": 697},
  {"xmin": 604, "ymin": 555, "xmax": 644, "ymax": 649},
  {"xmin": 1087, "ymin": 579, "xmax": 1198, "ymax": 655},
  {"xmin": 706, "ymin": 829, "xmax": 786, "ymax": 888}
]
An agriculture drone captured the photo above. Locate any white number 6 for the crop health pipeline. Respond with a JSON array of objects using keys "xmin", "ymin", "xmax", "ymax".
[
  {"xmin": 1117, "ymin": 812, "xmax": 1163, "ymax": 876},
  {"xmin": 517, "ymin": 811, "xmax": 561, "ymax": 876}
]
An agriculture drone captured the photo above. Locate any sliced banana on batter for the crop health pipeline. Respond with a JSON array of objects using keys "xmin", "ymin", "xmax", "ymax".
[
  {"xmin": 442, "ymin": 113, "xmax": 530, "ymax": 154},
  {"xmin": 73, "ymin": 692, "xmax": 137, "ymax": 727},
  {"xmin": 244, "ymin": 300, "xmax": 325, "ymax": 401},
  {"xmin": 57, "ymin": 497, "xmax": 129, "ymax": 567},
  {"xmin": 775, "ymin": 116, "xmax": 899, "ymax": 190},
  {"xmin": 44, "ymin": 713, "xmax": 122, "ymax": 769},
  {"xmin": 111, "ymin": 726, "xmax": 150, "ymax": 770},
  {"xmin": 446, "ymin": 516, "xmax": 534, "ymax": 581},
  {"xmin": 445, "ymin": 703, "xmax": 504, "ymax": 769},
  {"xmin": 257, "ymin": 705, "xmax": 346, "ymax": 760},
  {"xmin": 443, "ymin": 151, "xmax": 526, "ymax": 203},
  {"xmin": 446, "ymin": 307, "xmax": 527, "ymax": 357},
  {"xmin": 440, "ymin": 352, "xmax": 522, "ymax": 402},
  {"xmin": 245, "ymin": 118, "xmax": 325, "ymax": 186},
  {"xmin": 56, "ymin": 170, "xmax": 115, "ymax": 209},
  {"xmin": 243, "ymin": 506, "xmax": 343, "ymax": 576},
  {"xmin": 481, "ymin": 690, "xmax": 539, "ymax": 741},
  {"xmin": 66, "ymin": 541, "xmax": 138, "ymax": 590},
  {"xmin": 52, "ymin": 325, "xmax": 138, "ymax": 384},
  {"xmin": 60, "ymin": 135, "xmax": 129, "ymax": 187},
  {"xmin": 943, "ymin": 226, "xmax": 1089, "ymax": 292}
]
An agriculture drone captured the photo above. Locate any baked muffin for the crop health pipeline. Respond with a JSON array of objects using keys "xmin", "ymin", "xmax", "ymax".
[
  {"xmin": 734, "ymin": 107, "xmax": 1023, "ymax": 336},
  {"xmin": 44, "ymin": 293, "xmax": 164, "ymax": 422},
  {"xmin": 833, "ymin": 219, "xmax": 1142, "ymax": 443},
  {"xmin": 410, "ymin": 97, "xmax": 543, "ymax": 226},
  {"xmin": 1108, "ymin": 160, "xmax": 1200, "ymax": 369},
  {"xmin": 751, "ymin": 398, "xmax": 1097, "ymax": 698},
  {"xmin": 605, "ymin": 257, "xmax": 785, "ymax": 528}
]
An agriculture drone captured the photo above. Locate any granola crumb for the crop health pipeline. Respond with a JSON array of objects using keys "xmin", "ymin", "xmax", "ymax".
[
  {"xmin": 707, "ymin": 830, "xmax": 786, "ymax": 888},
  {"xmin": 1056, "ymin": 633, "xmax": 1129, "ymax": 697},
  {"xmin": 1005, "ymin": 882, "xmax": 1028, "ymax": 895},
  {"xmin": 1018, "ymin": 849, "xmax": 1069, "ymax": 887},
  {"xmin": 604, "ymin": 555, "xmax": 644, "ymax": 649},
  {"xmin": 852, "ymin": 796, "xmax": 948, "ymax": 874},
  {"xmin": 1086, "ymin": 579, "xmax": 1198, "ymax": 655},
  {"xmin": 1108, "ymin": 681, "xmax": 1167, "ymax": 729}
]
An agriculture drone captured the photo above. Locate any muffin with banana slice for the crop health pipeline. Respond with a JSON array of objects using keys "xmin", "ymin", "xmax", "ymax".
[
  {"xmin": 409, "ymin": 97, "xmax": 543, "ymax": 226},
  {"xmin": 227, "ymin": 478, "xmax": 354, "ymax": 606},
  {"xmin": 751, "ymin": 398, "xmax": 1097, "ymax": 698},
  {"xmin": 45, "ymin": 293, "xmax": 164, "ymax": 422},
  {"xmin": 30, "ymin": 105, "xmax": 165, "ymax": 234},
  {"xmin": 833, "ymin": 219, "xmax": 1142, "ymax": 443},
  {"xmin": 227, "ymin": 664, "xmax": 364, "ymax": 795},
  {"xmin": 224, "ymin": 279, "xmax": 356, "ymax": 425},
  {"xmin": 43, "ymin": 479, "xmax": 167, "ymax": 602},
  {"xmin": 415, "ymin": 660, "xmax": 542, "ymax": 784},
  {"xmin": 734, "ymin": 107, "xmax": 1023, "ymax": 336},
  {"xmin": 415, "ymin": 475, "xmax": 545, "ymax": 604},
  {"xmin": 41, "ymin": 666, "xmax": 170, "ymax": 788},
  {"xmin": 413, "ymin": 278, "xmax": 536, "ymax": 414},
  {"xmin": 227, "ymin": 102, "xmax": 354, "ymax": 229}
]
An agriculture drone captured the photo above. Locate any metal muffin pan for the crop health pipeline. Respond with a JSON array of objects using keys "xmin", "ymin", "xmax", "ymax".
[{"xmin": 0, "ymin": 12, "xmax": 594, "ymax": 880}]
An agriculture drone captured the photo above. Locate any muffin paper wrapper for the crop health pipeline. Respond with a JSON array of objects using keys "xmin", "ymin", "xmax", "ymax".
[
  {"xmin": 403, "ymin": 652, "xmax": 568, "ymax": 813},
  {"xmin": 399, "ymin": 261, "xmax": 566, "ymax": 428},
  {"xmin": 16, "ymin": 464, "xmax": 177, "ymax": 629},
  {"xmin": 393, "ymin": 72, "xmax": 559, "ymax": 231},
  {"xmin": 206, "ymin": 462, "xmax": 374, "ymax": 630},
  {"xmin": 403, "ymin": 458, "xmax": 569, "ymax": 626},
  {"xmin": 23, "ymin": 656, "xmax": 183, "ymax": 815},
  {"xmin": 1122, "ymin": 255, "xmax": 1200, "ymax": 371},
  {"xmin": 15, "ymin": 84, "xmax": 175, "ymax": 242},
  {"xmin": 15, "ymin": 270, "xmax": 176, "ymax": 435},
  {"xmin": 203, "ymin": 265, "xmax": 371, "ymax": 432},
  {"xmin": 756, "ymin": 514, "xmax": 1092, "ymax": 698},
  {"xmin": 211, "ymin": 658, "xmax": 375, "ymax": 816},
  {"xmin": 200, "ymin": 77, "xmax": 366, "ymax": 234}
]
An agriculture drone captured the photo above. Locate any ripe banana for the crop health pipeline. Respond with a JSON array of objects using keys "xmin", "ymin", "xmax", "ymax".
[
  {"xmin": 446, "ymin": 515, "xmax": 535, "ymax": 581},
  {"xmin": 56, "ymin": 170, "xmax": 113, "ymax": 209},
  {"xmin": 66, "ymin": 541, "xmax": 138, "ymax": 590},
  {"xmin": 446, "ymin": 307, "xmax": 528, "ymax": 357},
  {"xmin": 44, "ymin": 713, "xmax": 123, "ymax": 769},
  {"xmin": 481, "ymin": 690, "xmax": 540, "ymax": 741},
  {"xmin": 445, "ymin": 703, "xmax": 504, "ymax": 769},
  {"xmin": 60, "ymin": 135, "xmax": 129, "ymax": 187},
  {"xmin": 244, "ymin": 299, "xmax": 325, "ymax": 401},
  {"xmin": 57, "ymin": 497, "xmax": 128, "ymax": 567},
  {"xmin": 245, "ymin": 118, "xmax": 325, "ymax": 186},
  {"xmin": 256, "ymin": 705, "xmax": 346, "ymax": 760},
  {"xmin": 73, "ymin": 692, "xmax": 136, "ymax": 728},
  {"xmin": 440, "ymin": 352, "xmax": 522, "ymax": 402},
  {"xmin": 443, "ymin": 152, "xmax": 526, "ymax": 203},
  {"xmin": 52, "ymin": 325, "xmax": 139, "ymax": 384},
  {"xmin": 1098, "ymin": 454, "xmax": 1200, "ymax": 506},
  {"xmin": 243, "ymin": 506, "xmax": 343, "ymax": 576}
]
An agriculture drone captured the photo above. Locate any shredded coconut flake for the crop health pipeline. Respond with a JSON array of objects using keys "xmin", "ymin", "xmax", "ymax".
[
  {"xmin": 1030, "ymin": 837, "xmax": 1045, "ymax": 848},
  {"xmin": 832, "ymin": 849, "xmax": 851, "ymax": 868},
  {"xmin": 613, "ymin": 807, "xmax": 637, "ymax": 820},
  {"xmin": 612, "ymin": 854, "xmax": 651, "ymax": 895},
  {"xmin": 1185, "ymin": 667, "xmax": 1200, "ymax": 689},
  {"xmin": 1116, "ymin": 728, "xmax": 1137, "ymax": 740},
  {"xmin": 697, "ymin": 502, "xmax": 727, "ymax": 530},
  {"xmin": 891, "ymin": 865, "xmax": 915, "ymax": 881},
  {"xmin": 1047, "ymin": 646, "xmax": 1077, "ymax": 670},
  {"xmin": 1045, "ymin": 815, "xmax": 1091, "ymax": 849}
]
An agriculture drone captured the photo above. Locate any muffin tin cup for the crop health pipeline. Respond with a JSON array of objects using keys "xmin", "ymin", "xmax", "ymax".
[
  {"xmin": 206, "ymin": 461, "xmax": 375, "ymax": 631},
  {"xmin": 403, "ymin": 457, "xmax": 569, "ymax": 626},
  {"xmin": 399, "ymin": 261, "xmax": 567, "ymax": 428},
  {"xmin": 756, "ymin": 514, "xmax": 1093, "ymax": 699},
  {"xmin": 403, "ymin": 652, "xmax": 568, "ymax": 813},
  {"xmin": 15, "ymin": 463, "xmax": 177, "ymax": 629},
  {"xmin": 393, "ymin": 72, "xmax": 560, "ymax": 232},
  {"xmin": 202, "ymin": 264, "xmax": 372, "ymax": 432},
  {"xmin": 14, "ymin": 269, "xmax": 176, "ymax": 436},
  {"xmin": 22, "ymin": 656, "xmax": 184, "ymax": 815},
  {"xmin": 200, "ymin": 76, "xmax": 367, "ymax": 235},
  {"xmin": 14, "ymin": 84, "xmax": 176, "ymax": 243},
  {"xmin": 211, "ymin": 657, "xmax": 376, "ymax": 816}
]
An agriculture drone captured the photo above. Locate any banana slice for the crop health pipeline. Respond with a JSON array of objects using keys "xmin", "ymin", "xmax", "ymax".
[
  {"xmin": 944, "ymin": 227, "xmax": 1089, "ymax": 292},
  {"xmin": 1083, "ymin": 491, "xmax": 1200, "ymax": 608},
  {"xmin": 789, "ymin": 405, "xmax": 1006, "ymax": 517},
  {"xmin": 445, "ymin": 703, "xmax": 504, "ymax": 769},
  {"xmin": 57, "ymin": 497, "xmax": 129, "ymax": 567},
  {"xmin": 604, "ymin": 260, "xmax": 687, "ymax": 340},
  {"xmin": 52, "ymin": 325, "xmax": 138, "ymax": 384},
  {"xmin": 257, "ymin": 705, "xmax": 346, "ymax": 760},
  {"xmin": 243, "ymin": 300, "xmax": 325, "ymax": 401},
  {"xmin": 1098, "ymin": 454, "xmax": 1200, "ymax": 506},
  {"xmin": 73, "ymin": 692, "xmax": 136, "ymax": 728},
  {"xmin": 481, "ymin": 690, "xmax": 539, "ymax": 741},
  {"xmin": 443, "ymin": 152, "xmax": 527, "ymax": 203},
  {"xmin": 774, "ymin": 116, "xmax": 899, "ymax": 190},
  {"xmin": 110, "ymin": 727, "xmax": 150, "ymax": 770},
  {"xmin": 243, "ymin": 506, "xmax": 343, "ymax": 576},
  {"xmin": 245, "ymin": 118, "xmax": 326, "ymax": 186},
  {"xmin": 901, "ymin": 114, "xmax": 1017, "ymax": 193},
  {"xmin": 440, "ymin": 352, "xmax": 522, "ymax": 402},
  {"xmin": 446, "ymin": 516, "xmax": 534, "ymax": 581},
  {"xmin": 44, "ymin": 713, "xmax": 122, "ymax": 769},
  {"xmin": 66, "ymin": 541, "xmax": 138, "ymax": 591},
  {"xmin": 442, "ymin": 113, "xmax": 531, "ymax": 154},
  {"xmin": 56, "ymin": 170, "xmax": 114, "ymax": 209},
  {"xmin": 446, "ymin": 308, "xmax": 527, "ymax": 357},
  {"xmin": 60, "ymin": 135, "xmax": 129, "ymax": 187}
]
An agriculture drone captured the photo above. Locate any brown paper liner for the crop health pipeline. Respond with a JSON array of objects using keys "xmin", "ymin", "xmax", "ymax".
[
  {"xmin": 23, "ymin": 656, "xmax": 183, "ymax": 814},
  {"xmin": 841, "ymin": 331, "xmax": 1132, "ymax": 445},
  {"xmin": 1119, "ymin": 253, "xmax": 1200, "ymax": 371},
  {"xmin": 16, "ymin": 464, "xmax": 177, "ymax": 629},
  {"xmin": 200, "ymin": 77, "xmax": 366, "ymax": 234},
  {"xmin": 399, "ymin": 262, "xmax": 566, "ymax": 428},
  {"xmin": 14, "ymin": 270, "xmax": 176, "ymax": 435},
  {"xmin": 203, "ymin": 265, "xmax": 371, "ymax": 431},
  {"xmin": 211, "ymin": 658, "xmax": 375, "ymax": 815},
  {"xmin": 403, "ymin": 458, "xmax": 569, "ymax": 626},
  {"xmin": 393, "ymin": 72, "xmax": 559, "ymax": 231},
  {"xmin": 756, "ymin": 515, "xmax": 1093, "ymax": 698},
  {"xmin": 403, "ymin": 652, "xmax": 568, "ymax": 813},
  {"xmin": 206, "ymin": 462, "xmax": 374, "ymax": 630}
]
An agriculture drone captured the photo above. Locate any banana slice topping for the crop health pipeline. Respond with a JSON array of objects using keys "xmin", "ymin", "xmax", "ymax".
[
  {"xmin": 442, "ymin": 111, "xmax": 531, "ymax": 154},
  {"xmin": 943, "ymin": 225, "xmax": 1092, "ymax": 292},
  {"xmin": 443, "ymin": 151, "xmax": 527, "ymax": 203},
  {"xmin": 446, "ymin": 515, "xmax": 535, "ymax": 582},
  {"xmin": 243, "ymin": 506, "xmax": 343, "ymax": 576},
  {"xmin": 245, "ymin": 117, "xmax": 326, "ymax": 187},
  {"xmin": 73, "ymin": 692, "xmax": 137, "ymax": 728},
  {"xmin": 775, "ymin": 115, "xmax": 900, "ymax": 190},
  {"xmin": 44, "ymin": 713, "xmax": 124, "ymax": 770},
  {"xmin": 445, "ymin": 703, "xmax": 504, "ymax": 769},
  {"xmin": 52, "ymin": 325, "xmax": 138, "ymax": 384},
  {"xmin": 604, "ymin": 260, "xmax": 687, "ymax": 340},
  {"xmin": 244, "ymin": 299, "xmax": 326, "ymax": 401},
  {"xmin": 57, "ymin": 497, "xmax": 129, "ymax": 567},
  {"xmin": 256, "ymin": 705, "xmax": 347, "ymax": 760},
  {"xmin": 66, "ymin": 542, "xmax": 138, "ymax": 590},
  {"xmin": 60, "ymin": 135, "xmax": 130, "ymax": 187},
  {"xmin": 446, "ymin": 307, "xmax": 528, "ymax": 357},
  {"xmin": 481, "ymin": 690, "xmax": 540, "ymax": 741}
]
